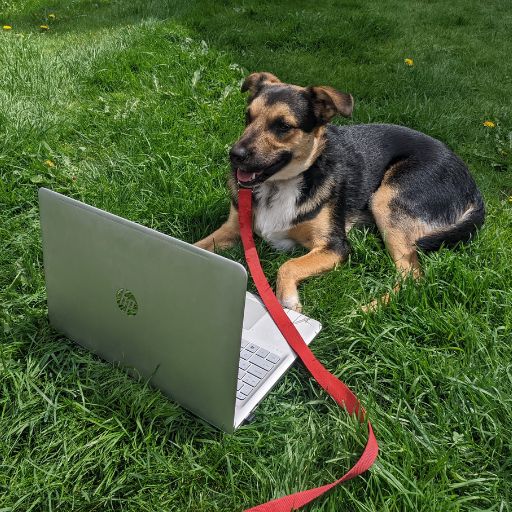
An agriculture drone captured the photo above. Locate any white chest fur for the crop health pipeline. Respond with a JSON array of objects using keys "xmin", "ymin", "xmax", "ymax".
[{"xmin": 253, "ymin": 177, "xmax": 302, "ymax": 251}]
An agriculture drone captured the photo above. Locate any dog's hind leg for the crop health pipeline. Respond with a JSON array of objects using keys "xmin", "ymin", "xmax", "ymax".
[
  {"xmin": 362, "ymin": 228, "xmax": 422, "ymax": 312},
  {"xmin": 365, "ymin": 181, "xmax": 423, "ymax": 312},
  {"xmin": 276, "ymin": 247, "xmax": 345, "ymax": 312},
  {"xmin": 194, "ymin": 204, "xmax": 239, "ymax": 252}
]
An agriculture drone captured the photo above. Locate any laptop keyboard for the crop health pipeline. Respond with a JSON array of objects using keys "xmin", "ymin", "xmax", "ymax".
[{"xmin": 237, "ymin": 339, "xmax": 281, "ymax": 402}]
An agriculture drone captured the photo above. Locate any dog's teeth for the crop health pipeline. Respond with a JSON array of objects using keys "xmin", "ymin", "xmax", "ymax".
[{"xmin": 251, "ymin": 173, "xmax": 256, "ymax": 180}]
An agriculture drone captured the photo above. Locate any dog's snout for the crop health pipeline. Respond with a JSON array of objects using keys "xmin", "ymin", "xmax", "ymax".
[{"xmin": 229, "ymin": 144, "xmax": 248, "ymax": 165}]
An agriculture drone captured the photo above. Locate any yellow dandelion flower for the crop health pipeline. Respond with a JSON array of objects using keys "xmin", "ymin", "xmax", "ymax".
[
  {"xmin": 508, "ymin": 196, "xmax": 512, "ymax": 203},
  {"xmin": 3, "ymin": 25, "xmax": 12, "ymax": 30},
  {"xmin": 404, "ymin": 58, "xmax": 414, "ymax": 66},
  {"xmin": 44, "ymin": 159, "xmax": 55, "ymax": 167},
  {"xmin": 40, "ymin": 24, "xmax": 49, "ymax": 30},
  {"xmin": 483, "ymin": 120, "xmax": 495, "ymax": 128},
  {"xmin": 48, "ymin": 14, "xmax": 56, "ymax": 20}
]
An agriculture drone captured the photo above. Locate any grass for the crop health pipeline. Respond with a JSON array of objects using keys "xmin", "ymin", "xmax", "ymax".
[{"xmin": 1, "ymin": 0, "xmax": 511, "ymax": 510}]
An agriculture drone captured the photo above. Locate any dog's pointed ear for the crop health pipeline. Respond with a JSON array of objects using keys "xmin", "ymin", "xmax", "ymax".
[
  {"xmin": 241, "ymin": 72, "xmax": 281, "ymax": 99},
  {"xmin": 308, "ymin": 86, "xmax": 354, "ymax": 124}
]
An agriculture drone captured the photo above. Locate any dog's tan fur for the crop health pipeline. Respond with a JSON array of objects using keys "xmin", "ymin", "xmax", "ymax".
[
  {"xmin": 194, "ymin": 205, "xmax": 239, "ymax": 252},
  {"xmin": 276, "ymin": 205, "xmax": 339, "ymax": 311},
  {"xmin": 243, "ymin": 95, "xmax": 327, "ymax": 182},
  {"xmin": 365, "ymin": 181, "xmax": 423, "ymax": 311},
  {"xmin": 276, "ymin": 248, "xmax": 343, "ymax": 311}
]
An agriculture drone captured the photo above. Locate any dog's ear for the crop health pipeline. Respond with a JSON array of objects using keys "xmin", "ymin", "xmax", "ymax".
[
  {"xmin": 241, "ymin": 72, "xmax": 281, "ymax": 100},
  {"xmin": 308, "ymin": 86, "xmax": 354, "ymax": 124}
]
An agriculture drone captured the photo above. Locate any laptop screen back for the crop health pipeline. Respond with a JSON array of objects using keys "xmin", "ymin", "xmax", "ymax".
[{"xmin": 39, "ymin": 188, "xmax": 247, "ymax": 432}]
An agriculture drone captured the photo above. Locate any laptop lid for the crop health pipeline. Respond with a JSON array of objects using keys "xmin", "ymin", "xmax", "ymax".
[{"xmin": 39, "ymin": 188, "xmax": 247, "ymax": 432}]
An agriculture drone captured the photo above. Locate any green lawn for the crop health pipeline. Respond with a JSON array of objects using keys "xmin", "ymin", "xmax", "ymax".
[{"xmin": 1, "ymin": 0, "xmax": 511, "ymax": 510}]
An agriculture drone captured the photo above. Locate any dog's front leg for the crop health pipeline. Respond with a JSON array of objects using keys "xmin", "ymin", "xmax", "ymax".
[
  {"xmin": 194, "ymin": 204, "xmax": 239, "ymax": 252},
  {"xmin": 276, "ymin": 247, "xmax": 344, "ymax": 312}
]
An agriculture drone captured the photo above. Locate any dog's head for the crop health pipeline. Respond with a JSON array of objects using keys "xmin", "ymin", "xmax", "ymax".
[{"xmin": 230, "ymin": 72, "xmax": 353, "ymax": 188}]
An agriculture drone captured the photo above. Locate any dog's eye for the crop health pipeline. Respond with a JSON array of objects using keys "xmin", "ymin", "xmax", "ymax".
[{"xmin": 272, "ymin": 119, "xmax": 293, "ymax": 135}]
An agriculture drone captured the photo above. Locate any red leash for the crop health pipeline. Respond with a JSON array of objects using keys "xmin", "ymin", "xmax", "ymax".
[{"xmin": 238, "ymin": 188, "xmax": 379, "ymax": 512}]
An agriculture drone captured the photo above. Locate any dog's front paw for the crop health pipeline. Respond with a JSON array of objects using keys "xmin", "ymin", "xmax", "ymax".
[
  {"xmin": 194, "ymin": 238, "xmax": 214, "ymax": 252},
  {"xmin": 278, "ymin": 293, "xmax": 303, "ymax": 313}
]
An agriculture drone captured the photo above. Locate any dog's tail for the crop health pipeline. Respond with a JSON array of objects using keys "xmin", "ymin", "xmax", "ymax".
[{"xmin": 416, "ymin": 198, "xmax": 485, "ymax": 252}]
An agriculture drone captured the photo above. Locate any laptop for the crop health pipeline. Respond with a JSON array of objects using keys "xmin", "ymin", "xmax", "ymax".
[{"xmin": 38, "ymin": 188, "xmax": 322, "ymax": 432}]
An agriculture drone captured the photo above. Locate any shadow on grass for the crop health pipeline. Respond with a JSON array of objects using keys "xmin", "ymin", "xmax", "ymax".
[{"xmin": 7, "ymin": 0, "xmax": 399, "ymax": 89}]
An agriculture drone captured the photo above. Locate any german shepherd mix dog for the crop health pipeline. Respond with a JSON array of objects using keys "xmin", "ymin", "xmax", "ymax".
[{"xmin": 195, "ymin": 72, "xmax": 485, "ymax": 312}]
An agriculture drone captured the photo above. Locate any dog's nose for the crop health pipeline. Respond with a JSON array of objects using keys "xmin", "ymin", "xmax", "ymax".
[{"xmin": 229, "ymin": 145, "xmax": 248, "ymax": 165}]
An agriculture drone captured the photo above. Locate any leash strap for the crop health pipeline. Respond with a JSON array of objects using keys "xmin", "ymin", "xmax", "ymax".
[{"xmin": 238, "ymin": 188, "xmax": 379, "ymax": 512}]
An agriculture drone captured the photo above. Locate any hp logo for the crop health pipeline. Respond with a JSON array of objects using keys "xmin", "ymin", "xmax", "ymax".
[{"xmin": 116, "ymin": 289, "xmax": 138, "ymax": 316}]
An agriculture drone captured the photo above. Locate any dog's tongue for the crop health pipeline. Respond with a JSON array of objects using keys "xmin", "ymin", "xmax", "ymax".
[{"xmin": 236, "ymin": 169, "xmax": 256, "ymax": 183}]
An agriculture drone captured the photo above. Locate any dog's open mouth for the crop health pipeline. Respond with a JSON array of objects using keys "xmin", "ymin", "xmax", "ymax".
[
  {"xmin": 234, "ymin": 152, "xmax": 292, "ymax": 188},
  {"xmin": 236, "ymin": 168, "xmax": 263, "ymax": 187}
]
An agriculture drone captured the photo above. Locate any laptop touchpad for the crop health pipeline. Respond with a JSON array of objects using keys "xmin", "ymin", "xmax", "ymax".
[{"xmin": 243, "ymin": 295, "xmax": 267, "ymax": 330}]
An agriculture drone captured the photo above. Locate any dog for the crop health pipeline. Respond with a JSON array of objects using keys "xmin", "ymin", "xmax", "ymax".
[{"xmin": 195, "ymin": 72, "xmax": 485, "ymax": 312}]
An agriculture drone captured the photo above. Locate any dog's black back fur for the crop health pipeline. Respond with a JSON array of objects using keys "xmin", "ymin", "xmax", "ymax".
[{"xmin": 253, "ymin": 123, "xmax": 485, "ymax": 254}]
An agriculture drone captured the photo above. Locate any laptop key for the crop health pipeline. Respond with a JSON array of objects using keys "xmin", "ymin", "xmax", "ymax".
[
  {"xmin": 256, "ymin": 348, "xmax": 269, "ymax": 358},
  {"xmin": 238, "ymin": 370, "xmax": 246, "ymax": 380},
  {"xmin": 240, "ymin": 339, "xmax": 249, "ymax": 348},
  {"xmin": 246, "ymin": 343, "xmax": 259, "ymax": 353},
  {"xmin": 237, "ymin": 380, "xmax": 244, "ymax": 391},
  {"xmin": 250, "ymin": 354, "xmax": 273, "ymax": 371},
  {"xmin": 247, "ymin": 364, "xmax": 266, "ymax": 379},
  {"xmin": 242, "ymin": 373, "xmax": 260, "ymax": 387},
  {"xmin": 240, "ymin": 384, "xmax": 253, "ymax": 396},
  {"xmin": 236, "ymin": 391, "xmax": 246, "ymax": 400},
  {"xmin": 240, "ymin": 349, "xmax": 252, "ymax": 360},
  {"xmin": 266, "ymin": 352, "xmax": 281, "ymax": 364},
  {"xmin": 239, "ymin": 359, "xmax": 249, "ymax": 371}
]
